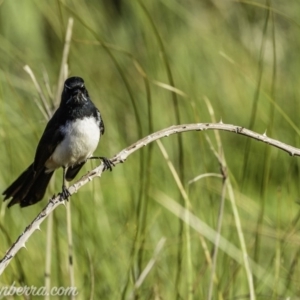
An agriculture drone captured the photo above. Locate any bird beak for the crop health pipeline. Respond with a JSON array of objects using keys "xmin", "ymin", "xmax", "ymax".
[{"xmin": 73, "ymin": 89, "xmax": 87, "ymax": 102}]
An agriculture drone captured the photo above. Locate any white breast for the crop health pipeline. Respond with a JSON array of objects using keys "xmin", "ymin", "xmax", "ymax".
[{"xmin": 45, "ymin": 117, "xmax": 100, "ymax": 170}]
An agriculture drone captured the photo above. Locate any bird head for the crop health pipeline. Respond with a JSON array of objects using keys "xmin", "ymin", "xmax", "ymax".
[{"xmin": 62, "ymin": 77, "xmax": 89, "ymax": 105}]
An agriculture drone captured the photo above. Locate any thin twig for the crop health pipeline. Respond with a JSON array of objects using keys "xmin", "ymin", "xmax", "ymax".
[
  {"xmin": 53, "ymin": 17, "xmax": 75, "ymax": 291},
  {"xmin": 207, "ymin": 178, "xmax": 227, "ymax": 300},
  {"xmin": 23, "ymin": 65, "xmax": 51, "ymax": 119},
  {"xmin": 156, "ymin": 140, "xmax": 193, "ymax": 299},
  {"xmin": 66, "ymin": 201, "xmax": 75, "ymax": 300},
  {"xmin": 54, "ymin": 18, "xmax": 73, "ymax": 107},
  {"xmin": 128, "ymin": 237, "xmax": 166, "ymax": 299},
  {"xmin": 1, "ymin": 122, "xmax": 300, "ymax": 275},
  {"xmin": 44, "ymin": 212, "xmax": 53, "ymax": 300}
]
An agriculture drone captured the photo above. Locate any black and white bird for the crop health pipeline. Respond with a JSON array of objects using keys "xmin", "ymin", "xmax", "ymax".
[{"xmin": 3, "ymin": 76, "xmax": 112, "ymax": 208}]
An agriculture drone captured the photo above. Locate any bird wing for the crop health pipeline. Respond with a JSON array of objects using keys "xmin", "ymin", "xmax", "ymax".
[
  {"xmin": 33, "ymin": 109, "xmax": 65, "ymax": 172},
  {"xmin": 100, "ymin": 117, "xmax": 105, "ymax": 135}
]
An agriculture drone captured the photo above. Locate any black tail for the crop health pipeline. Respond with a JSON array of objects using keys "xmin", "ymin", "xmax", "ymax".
[{"xmin": 3, "ymin": 163, "xmax": 54, "ymax": 208}]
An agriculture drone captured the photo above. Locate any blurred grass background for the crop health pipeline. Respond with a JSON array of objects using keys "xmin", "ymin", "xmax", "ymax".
[{"xmin": 1, "ymin": 0, "xmax": 300, "ymax": 299}]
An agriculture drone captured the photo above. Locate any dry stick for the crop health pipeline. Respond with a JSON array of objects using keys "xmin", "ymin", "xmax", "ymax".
[
  {"xmin": 66, "ymin": 201, "xmax": 75, "ymax": 297},
  {"xmin": 128, "ymin": 237, "xmax": 166, "ymax": 299},
  {"xmin": 23, "ymin": 65, "xmax": 51, "ymax": 119},
  {"xmin": 23, "ymin": 65, "xmax": 54, "ymax": 299},
  {"xmin": 156, "ymin": 140, "xmax": 193, "ymax": 300},
  {"xmin": 44, "ymin": 208, "xmax": 53, "ymax": 300},
  {"xmin": 56, "ymin": 17, "xmax": 75, "ymax": 296},
  {"xmin": 54, "ymin": 18, "xmax": 73, "ymax": 107},
  {"xmin": 0, "ymin": 122, "xmax": 299, "ymax": 275}
]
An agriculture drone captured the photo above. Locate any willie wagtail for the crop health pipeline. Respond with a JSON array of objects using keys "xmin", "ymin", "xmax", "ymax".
[{"xmin": 3, "ymin": 76, "xmax": 113, "ymax": 208}]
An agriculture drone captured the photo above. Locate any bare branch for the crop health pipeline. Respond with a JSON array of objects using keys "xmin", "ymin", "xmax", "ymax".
[{"xmin": 0, "ymin": 122, "xmax": 299, "ymax": 275}]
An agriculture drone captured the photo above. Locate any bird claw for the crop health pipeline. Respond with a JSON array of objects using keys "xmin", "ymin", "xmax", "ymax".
[
  {"xmin": 101, "ymin": 157, "xmax": 115, "ymax": 172},
  {"xmin": 89, "ymin": 156, "xmax": 114, "ymax": 172},
  {"xmin": 60, "ymin": 186, "xmax": 70, "ymax": 201}
]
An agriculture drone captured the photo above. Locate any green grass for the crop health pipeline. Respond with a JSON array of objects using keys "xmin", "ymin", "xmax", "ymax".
[{"xmin": 1, "ymin": 0, "xmax": 300, "ymax": 299}]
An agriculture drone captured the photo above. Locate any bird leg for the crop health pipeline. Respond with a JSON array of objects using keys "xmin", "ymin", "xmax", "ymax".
[{"xmin": 61, "ymin": 166, "xmax": 71, "ymax": 201}]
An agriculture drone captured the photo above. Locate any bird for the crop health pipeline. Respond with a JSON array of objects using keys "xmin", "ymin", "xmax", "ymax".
[{"xmin": 3, "ymin": 76, "xmax": 113, "ymax": 208}]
